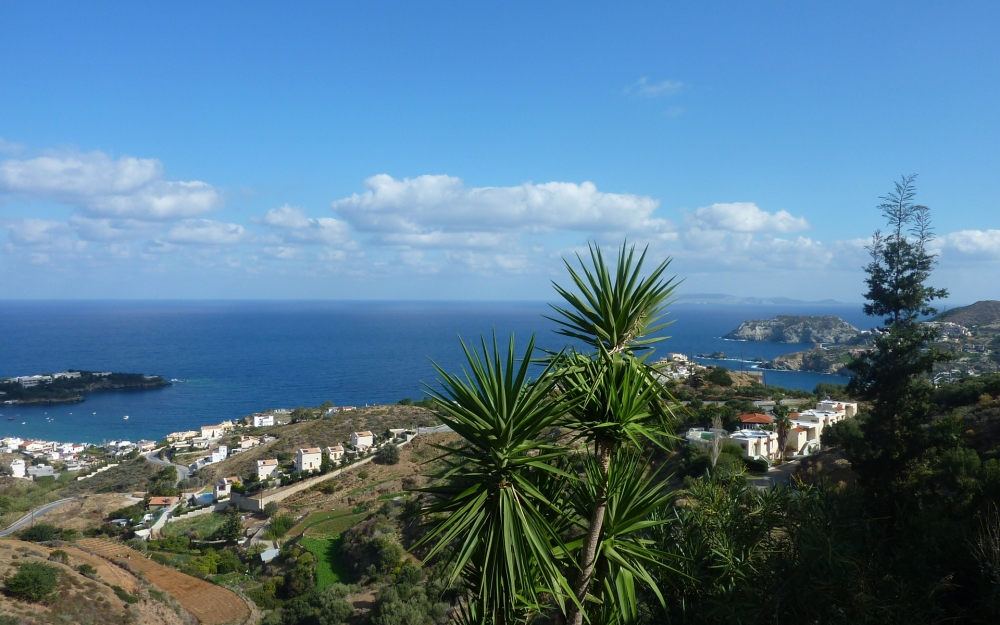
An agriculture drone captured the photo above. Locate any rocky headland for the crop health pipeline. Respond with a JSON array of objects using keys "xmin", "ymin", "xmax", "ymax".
[{"xmin": 724, "ymin": 315, "xmax": 860, "ymax": 344}]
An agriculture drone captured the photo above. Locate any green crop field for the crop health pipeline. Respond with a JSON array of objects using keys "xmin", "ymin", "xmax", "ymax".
[
  {"xmin": 291, "ymin": 508, "xmax": 365, "ymax": 538},
  {"xmin": 300, "ymin": 536, "xmax": 349, "ymax": 589}
]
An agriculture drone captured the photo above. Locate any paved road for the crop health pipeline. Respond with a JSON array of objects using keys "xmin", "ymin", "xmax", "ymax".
[
  {"xmin": 144, "ymin": 450, "xmax": 190, "ymax": 483},
  {"xmin": 0, "ymin": 497, "xmax": 78, "ymax": 537}
]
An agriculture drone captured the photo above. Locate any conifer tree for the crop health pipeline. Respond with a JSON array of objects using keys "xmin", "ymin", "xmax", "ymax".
[{"xmin": 846, "ymin": 175, "xmax": 950, "ymax": 500}]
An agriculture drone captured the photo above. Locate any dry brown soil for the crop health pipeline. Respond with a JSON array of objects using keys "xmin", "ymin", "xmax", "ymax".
[{"xmin": 77, "ymin": 538, "xmax": 250, "ymax": 625}]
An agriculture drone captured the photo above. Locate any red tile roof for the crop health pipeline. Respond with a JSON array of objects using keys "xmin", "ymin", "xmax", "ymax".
[{"xmin": 738, "ymin": 413, "xmax": 773, "ymax": 424}]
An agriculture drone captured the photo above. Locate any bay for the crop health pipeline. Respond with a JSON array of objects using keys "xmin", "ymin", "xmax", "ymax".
[{"xmin": 0, "ymin": 300, "xmax": 870, "ymax": 443}]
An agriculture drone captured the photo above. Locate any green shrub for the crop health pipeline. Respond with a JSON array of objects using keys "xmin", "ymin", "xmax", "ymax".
[
  {"xmin": 744, "ymin": 457, "xmax": 769, "ymax": 473},
  {"xmin": 47, "ymin": 549, "xmax": 68, "ymax": 564},
  {"xmin": 267, "ymin": 513, "xmax": 294, "ymax": 539},
  {"xmin": 376, "ymin": 443, "xmax": 400, "ymax": 465},
  {"xmin": 76, "ymin": 563, "xmax": 97, "ymax": 577},
  {"xmin": 706, "ymin": 367, "xmax": 734, "ymax": 387},
  {"xmin": 5, "ymin": 562, "xmax": 59, "ymax": 602},
  {"xmin": 111, "ymin": 585, "xmax": 139, "ymax": 604},
  {"xmin": 19, "ymin": 524, "xmax": 57, "ymax": 542}
]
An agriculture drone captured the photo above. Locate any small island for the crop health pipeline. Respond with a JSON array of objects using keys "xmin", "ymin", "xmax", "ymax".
[
  {"xmin": 724, "ymin": 315, "xmax": 860, "ymax": 344},
  {"xmin": 0, "ymin": 370, "xmax": 171, "ymax": 405}
]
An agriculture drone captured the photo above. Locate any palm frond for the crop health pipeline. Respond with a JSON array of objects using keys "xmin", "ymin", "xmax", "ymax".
[{"xmin": 545, "ymin": 241, "xmax": 679, "ymax": 355}]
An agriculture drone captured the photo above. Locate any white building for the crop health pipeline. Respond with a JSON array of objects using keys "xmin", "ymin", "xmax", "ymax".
[
  {"xmin": 213, "ymin": 476, "xmax": 242, "ymax": 501},
  {"xmin": 257, "ymin": 458, "xmax": 279, "ymax": 480},
  {"xmin": 239, "ymin": 436, "xmax": 261, "ymax": 450},
  {"xmin": 295, "ymin": 448, "xmax": 322, "ymax": 473},
  {"xmin": 167, "ymin": 430, "xmax": 199, "ymax": 442},
  {"xmin": 252, "ymin": 414, "xmax": 274, "ymax": 428},
  {"xmin": 9, "ymin": 459, "xmax": 25, "ymax": 479},
  {"xmin": 350, "ymin": 431, "xmax": 374, "ymax": 450},
  {"xmin": 730, "ymin": 429, "xmax": 781, "ymax": 463},
  {"xmin": 200, "ymin": 424, "xmax": 228, "ymax": 439},
  {"xmin": 53, "ymin": 371, "xmax": 81, "ymax": 379},
  {"xmin": 324, "ymin": 445, "xmax": 344, "ymax": 462},
  {"xmin": 210, "ymin": 445, "xmax": 229, "ymax": 464}
]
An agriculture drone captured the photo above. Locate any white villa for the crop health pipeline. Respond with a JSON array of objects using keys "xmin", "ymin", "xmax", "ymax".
[
  {"xmin": 9, "ymin": 459, "xmax": 25, "ymax": 479},
  {"xmin": 253, "ymin": 414, "xmax": 274, "ymax": 427},
  {"xmin": 239, "ymin": 436, "xmax": 261, "ymax": 450},
  {"xmin": 210, "ymin": 445, "xmax": 229, "ymax": 464},
  {"xmin": 296, "ymin": 448, "xmax": 322, "ymax": 473},
  {"xmin": 686, "ymin": 399, "xmax": 861, "ymax": 464},
  {"xmin": 257, "ymin": 458, "xmax": 279, "ymax": 480},
  {"xmin": 324, "ymin": 444, "xmax": 345, "ymax": 462},
  {"xmin": 350, "ymin": 431, "xmax": 374, "ymax": 450},
  {"xmin": 213, "ymin": 476, "xmax": 242, "ymax": 501}
]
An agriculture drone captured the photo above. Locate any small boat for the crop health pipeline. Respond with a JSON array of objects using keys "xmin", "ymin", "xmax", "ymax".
[
  {"xmin": 123, "ymin": 415, "xmax": 129, "ymax": 420},
  {"xmin": 6, "ymin": 418, "xmax": 12, "ymax": 421},
  {"xmin": 21, "ymin": 422, "xmax": 25, "ymax": 425}
]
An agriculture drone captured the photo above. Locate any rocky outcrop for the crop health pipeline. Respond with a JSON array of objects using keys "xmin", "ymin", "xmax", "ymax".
[
  {"xmin": 762, "ymin": 345, "xmax": 869, "ymax": 375},
  {"xmin": 724, "ymin": 316, "xmax": 859, "ymax": 344}
]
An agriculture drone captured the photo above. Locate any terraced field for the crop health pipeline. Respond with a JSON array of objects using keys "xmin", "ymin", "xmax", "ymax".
[{"xmin": 77, "ymin": 538, "xmax": 250, "ymax": 625}]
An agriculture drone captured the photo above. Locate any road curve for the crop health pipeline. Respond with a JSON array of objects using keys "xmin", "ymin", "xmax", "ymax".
[
  {"xmin": 144, "ymin": 450, "xmax": 190, "ymax": 483},
  {"xmin": 0, "ymin": 497, "xmax": 78, "ymax": 537}
]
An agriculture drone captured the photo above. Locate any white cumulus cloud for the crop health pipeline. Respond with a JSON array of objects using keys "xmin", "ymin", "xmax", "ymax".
[
  {"xmin": 163, "ymin": 220, "xmax": 250, "ymax": 245},
  {"xmin": 687, "ymin": 202, "xmax": 810, "ymax": 233},
  {"xmin": 261, "ymin": 205, "xmax": 352, "ymax": 245},
  {"xmin": 0, "ymin": 150, "xmax": 221, "ymax": 220},
  {"xmin": 931, "ymin": 229, "xmax": 1000, "ymax": 258},
  {"xmin": 331, "ymin": 174, "xmax": 666, "ymax": 247}
]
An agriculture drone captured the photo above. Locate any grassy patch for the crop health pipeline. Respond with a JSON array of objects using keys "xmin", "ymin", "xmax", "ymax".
[
  {"xmin": 293, "ymin": 508, "xmax": 365, "ymax": 538},
  {"xmin": 161, "ymin": 511, "xmax": 228, "ymax": 539},
  {"xmin": 300, "ymin": 536, "xmax": 348, "ymax": 589}
]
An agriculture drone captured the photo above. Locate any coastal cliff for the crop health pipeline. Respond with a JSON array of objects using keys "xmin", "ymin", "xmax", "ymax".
[
  {"xmin": 762, "ymin": 345, "xmax": 869, "ymax": 375},
  {"xmin": 724, "ymin": 315, "xmax": 859, "ymax": 344}
]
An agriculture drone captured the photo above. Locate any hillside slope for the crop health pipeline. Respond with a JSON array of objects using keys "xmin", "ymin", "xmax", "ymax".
[
  {"xmin": 937, "ymin": 300, "xmax": 1000, "ymax": 327},
  {"xmin": 200, "ymin": 404, "xmax": 438, "ymax": 481}
]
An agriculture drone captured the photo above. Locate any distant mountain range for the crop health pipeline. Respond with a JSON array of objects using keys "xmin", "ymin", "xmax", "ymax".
[{"xmin": 674, "ymin": 293, "xmax": 852, "ymax": 306}]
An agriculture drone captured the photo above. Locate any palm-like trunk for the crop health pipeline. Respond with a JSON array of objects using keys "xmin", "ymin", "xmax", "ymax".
[{"xmin": 567, "ymin": 440, "xmax": 612, "ymax": 625}]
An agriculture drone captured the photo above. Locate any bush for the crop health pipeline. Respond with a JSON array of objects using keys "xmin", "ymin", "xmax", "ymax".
[
  {"xmin": 706, "ymin": 367, "xmax": 734, "ymax": 387},
  {"xmin": 264, "ymin": 501, "xmax": 280, "ymax": 517},
  {"xmin": 111, "ymin": 585, "xmax": 139, "ymax": 604},
  {"xmin": 5, "ymin": 562, "xmax": 59, "ymax": 602},
  {"xmin": 744, "ymin": 457, "xmax": 769, "ymax": 473},
  {"xmin": 19, "ymin": 524, "xmax": 57, "ymax": 543},
  {"xmin": 267, "ymin": 513, "xmax": 294, "ymax": 539},
  {"xmin": 376, "ymin": 443, "xmax": 401, "ymax": 465},
  {"xmin": 76, "ymin": 563, "xmax": 97, "ymax": 577},
  {"xmin": 47, "ymin": 550, "xmax": 68, "ymax": 565}
]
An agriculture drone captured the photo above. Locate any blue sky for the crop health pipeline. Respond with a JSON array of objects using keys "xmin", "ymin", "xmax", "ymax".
[{"xmin": 1, "ymin": 2, "xmax": 998, "ymax": 302}]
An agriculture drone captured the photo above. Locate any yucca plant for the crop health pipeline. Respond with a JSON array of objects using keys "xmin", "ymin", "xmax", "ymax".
[
  {"xmin": 415, "ymin": 333, "xmax": 574, "ymax": 623},
  {"xmin": 567, "ymin": 451, "xmax": 678, "ymax": 623},
  {"xmin": 549, "ymin": 243, "xmax": 681, "ymax": 625},
  {"xmin": 546, "ymin": 242, "xmax": 679, "ymax": 356}
]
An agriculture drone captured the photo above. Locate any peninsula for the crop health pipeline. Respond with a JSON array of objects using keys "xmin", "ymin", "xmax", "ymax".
[
  {"xmin": 724, "ymin": 315, "xmax": 860, "ymax": 344},
  {"xmin": 0, "ymin": 370, "xmax": 171, "ymax": 405}
]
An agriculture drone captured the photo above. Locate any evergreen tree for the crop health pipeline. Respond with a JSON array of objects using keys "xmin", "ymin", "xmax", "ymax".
[{"xmin": 846, "ymin": 175, "xmax": 951, "ymax": 501}]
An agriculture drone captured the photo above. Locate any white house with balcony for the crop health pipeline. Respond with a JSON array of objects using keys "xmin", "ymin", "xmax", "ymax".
[
  {"xmin": 213, "ymin": 476, "xmax": 242, "ymax": 501},
  {"xmin": 350, "ymin": 431, "xmax": 374, "ymax": 450},
  {"xmin": 730, "ymin": 429, "xmax": 781, "ymax": 463},
  {"xmin": 296, "ymin": 448, "xmax": 322, "ymax": 473}
]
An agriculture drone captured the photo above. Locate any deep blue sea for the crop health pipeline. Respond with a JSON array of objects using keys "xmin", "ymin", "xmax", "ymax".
[{"xmin": 0, "ymin": 301, "xmax": 871, "ymax": 443}]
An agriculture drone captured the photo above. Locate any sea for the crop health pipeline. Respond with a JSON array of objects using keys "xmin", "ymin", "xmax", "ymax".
[{"xmin": 0, "ymin": 301, "xmax": 872, "ymax": 443}]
